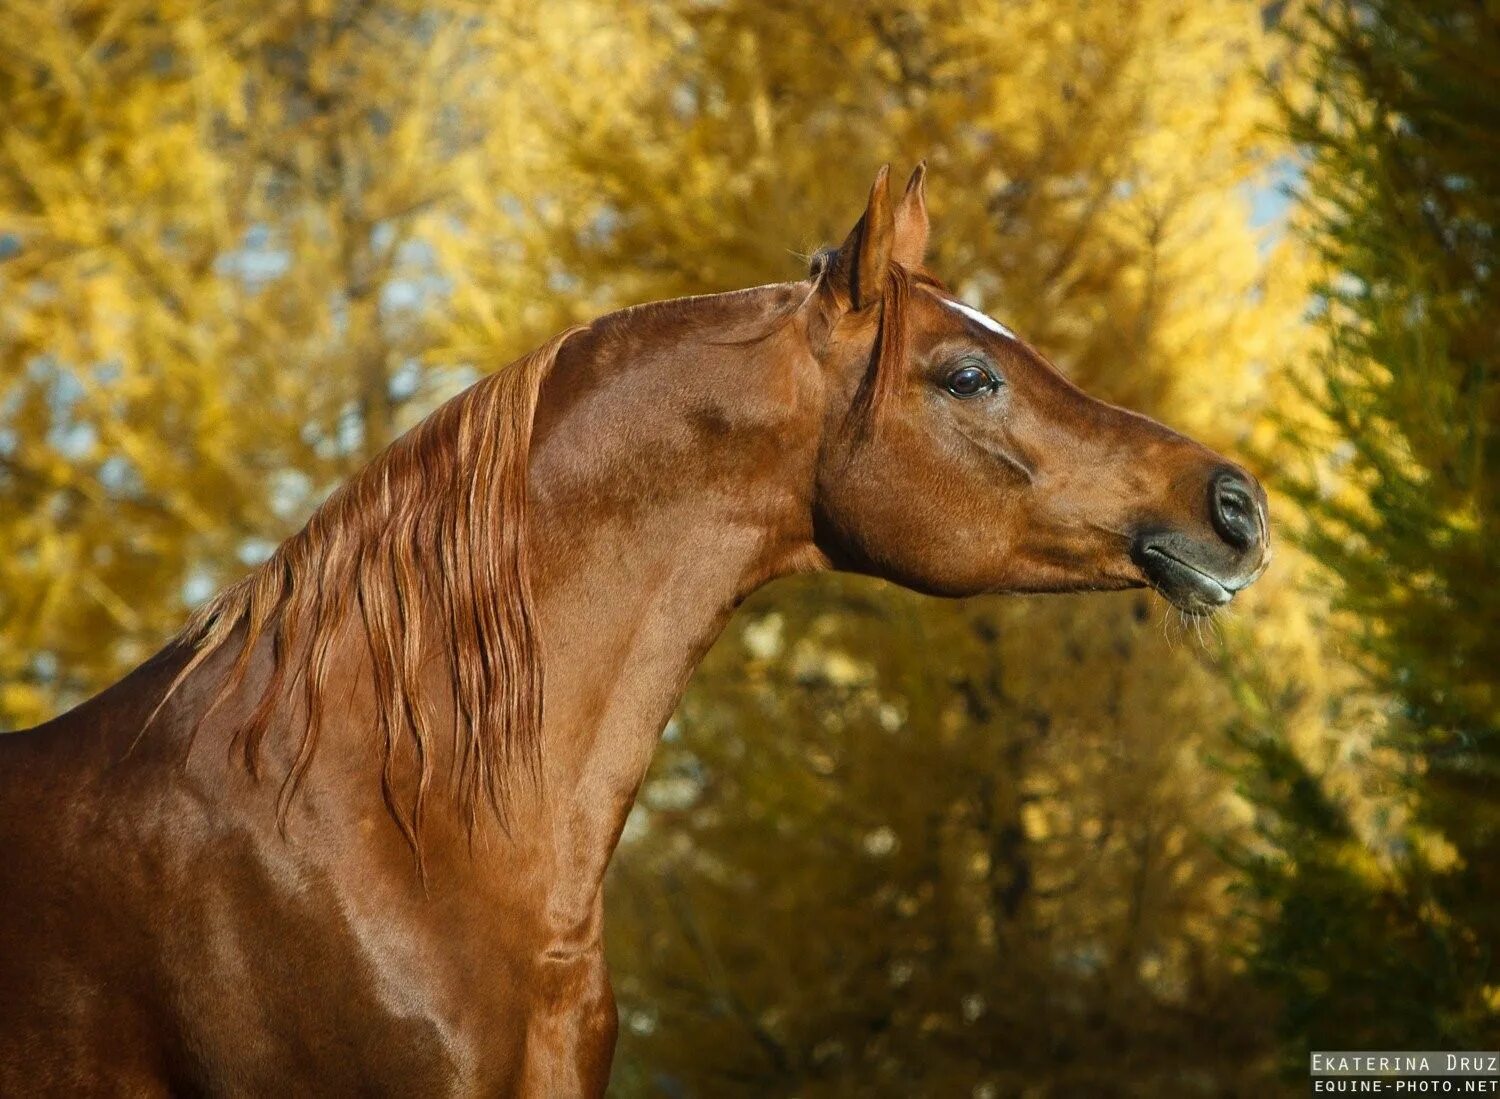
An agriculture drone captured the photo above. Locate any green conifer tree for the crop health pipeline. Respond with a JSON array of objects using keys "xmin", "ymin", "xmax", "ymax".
[{"xmin": 1233, "ymin": 0, "xmax": 1499, "ymax": 1054}]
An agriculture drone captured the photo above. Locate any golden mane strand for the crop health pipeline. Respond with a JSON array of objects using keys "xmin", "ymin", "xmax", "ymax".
[{"xmin": 152, "ymin": 327, "xmax": 580, "ymax": 854}]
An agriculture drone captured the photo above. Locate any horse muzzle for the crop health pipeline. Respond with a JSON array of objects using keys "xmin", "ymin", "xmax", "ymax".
[{"xmin": 1130, "ymin": 467, "xmax": 1270, "ymax": 615}]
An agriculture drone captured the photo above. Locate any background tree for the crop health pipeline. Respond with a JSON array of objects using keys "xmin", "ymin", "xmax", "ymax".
[
  {"xmin": 1230, "ymin": 0, "xmax": 1500, "ymax": 1056},
  {"xmin": 0, "ymin": 0, "xmax": 585, "ymax": 723}
]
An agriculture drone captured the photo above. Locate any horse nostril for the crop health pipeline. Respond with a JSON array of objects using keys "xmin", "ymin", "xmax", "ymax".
[{"xmin": 1210, "ymin": 470, "xmax": 1261, "ymax": 553}]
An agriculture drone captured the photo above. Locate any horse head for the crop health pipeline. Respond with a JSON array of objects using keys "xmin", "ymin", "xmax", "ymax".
[{"xmin": 803, "ymin": 164, "xmax": 1269, "ymax": 613}]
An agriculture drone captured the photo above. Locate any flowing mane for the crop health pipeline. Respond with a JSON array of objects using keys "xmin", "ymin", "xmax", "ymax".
[
  {"xmin": 150, "ymin": 258, "xmax": 930, "ymax": 855},
  {"xmin": 152, "ymin": 327, "xmax": 580, "ymax": 852}
]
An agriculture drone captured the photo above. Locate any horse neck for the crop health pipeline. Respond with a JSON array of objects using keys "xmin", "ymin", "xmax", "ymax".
[{"xmin": 519, "ymin": 285, "xmax": 827, "ymax": 886}]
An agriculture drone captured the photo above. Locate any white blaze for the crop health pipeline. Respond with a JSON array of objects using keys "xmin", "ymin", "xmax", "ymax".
[{"xmin": 943, "ymin": 298, "xmax": 1019, "ymax": 341}]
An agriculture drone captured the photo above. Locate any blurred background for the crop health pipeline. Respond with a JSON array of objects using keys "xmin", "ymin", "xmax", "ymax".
[{"xmin": 1, "ymin": 0, "xmax": 1495, "ymax": 1094}]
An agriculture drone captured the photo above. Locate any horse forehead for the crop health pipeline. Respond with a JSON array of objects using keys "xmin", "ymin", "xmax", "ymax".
[{"xmin": 935, "ymin": 296, "xmax": 1019, "ymax": 342}]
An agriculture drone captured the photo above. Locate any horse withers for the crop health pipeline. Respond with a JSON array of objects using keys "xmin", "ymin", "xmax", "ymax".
[{"xmin": 0, "ymin": 165, "xmax": 1268, "ymax": 1095}]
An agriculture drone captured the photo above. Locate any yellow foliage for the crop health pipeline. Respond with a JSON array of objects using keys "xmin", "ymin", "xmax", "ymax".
[{"xmin": 0, "ymin": 2, "xmax": 1359, "ymax": 1089}]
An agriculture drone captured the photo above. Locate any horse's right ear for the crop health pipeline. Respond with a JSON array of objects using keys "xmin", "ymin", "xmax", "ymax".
[
  {"xmin": 891, "ymin": 161, "xmax": 929, "ymax": 269},
  {"xmin": 818, "ymin": 166, "xmax": 895, "ymax": 312}
]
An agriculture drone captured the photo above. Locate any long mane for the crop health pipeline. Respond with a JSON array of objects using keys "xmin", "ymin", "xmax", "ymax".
[{"xmin": 153, "ymin": 327, "xmax": 579, "ymax": 853}]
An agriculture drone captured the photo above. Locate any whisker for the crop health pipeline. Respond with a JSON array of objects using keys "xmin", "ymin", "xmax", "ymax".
[
  {"xmin": 1159, "ymin": 602, "xmax": 1178, "ymax": 649},
  {"xmin": 1208, "ymin": 609, "xmax": 1227, "ymax": 646}
]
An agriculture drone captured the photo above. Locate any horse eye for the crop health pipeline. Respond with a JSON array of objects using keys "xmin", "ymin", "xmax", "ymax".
[{"xmin": 945, "ymin": 363, "xmax": 996, "ymax": 399}]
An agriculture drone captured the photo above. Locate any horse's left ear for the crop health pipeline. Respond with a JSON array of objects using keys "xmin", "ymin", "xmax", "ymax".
[
  {"xmin": 822, "ymin": 165, "xmax": 895, "ymax": 312},
  {"xmin": 892, "ymin": 161, "xmax": 929, "ymax": 268}
]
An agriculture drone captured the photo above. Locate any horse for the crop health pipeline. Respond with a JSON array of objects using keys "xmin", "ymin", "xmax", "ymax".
[{"xmin": 0, "ymin": 164, "xmax": 1269, "ymax": 1096}]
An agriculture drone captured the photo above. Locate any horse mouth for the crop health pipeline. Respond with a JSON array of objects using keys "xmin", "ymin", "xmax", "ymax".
[{"xmin": 1134, "ymin": 544, "xmax": 1235, "ymax": 616}]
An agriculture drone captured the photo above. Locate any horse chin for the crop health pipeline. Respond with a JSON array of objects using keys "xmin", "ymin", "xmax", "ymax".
[
  {"xmin": 1133, "ymin": 544, "xmax": 1235, "ymax": 618},
  {"xmin": 1160, "ymin": 591, "xmax": 1229, "ymax": 619}
]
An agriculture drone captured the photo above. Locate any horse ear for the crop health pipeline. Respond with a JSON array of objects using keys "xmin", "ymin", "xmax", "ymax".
[
  {"xmin": 892, "ymin": 161, "xmax": 929, "ymax": 268},
  {"xmin": 824, "ymin": 165, "xmax": 895, "ymax": 311}
]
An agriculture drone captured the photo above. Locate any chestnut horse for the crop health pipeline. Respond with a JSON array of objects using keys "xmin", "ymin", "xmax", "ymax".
[{"xmin": 0, "ymin": 166, "xmax": 1268, "ymax": 1095}]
